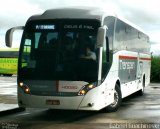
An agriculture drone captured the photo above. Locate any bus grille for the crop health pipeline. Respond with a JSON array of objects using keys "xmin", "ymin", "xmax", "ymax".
[{"xmin": 30, "ymin": 91, "xmax": 78, "ymax": 96}]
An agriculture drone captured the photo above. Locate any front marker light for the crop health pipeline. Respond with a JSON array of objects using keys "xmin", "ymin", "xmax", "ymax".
[
  {"xmin": 78, "ymin": 83, "xmax": 96, "ymax": 96},
  {"xmin": 79, "ymin": 90, "xmax": 86, "ymax": 95}
]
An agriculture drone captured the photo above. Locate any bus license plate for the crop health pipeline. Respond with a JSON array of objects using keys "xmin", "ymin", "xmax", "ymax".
[{"xmin": 46, "ymin": 100, "xmax": 60, "ymax": 105}]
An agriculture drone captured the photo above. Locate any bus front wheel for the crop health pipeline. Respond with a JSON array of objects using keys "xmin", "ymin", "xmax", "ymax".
[{"xmin": 106, "ymin": 84, "xmax": 122, "ymax": 112}]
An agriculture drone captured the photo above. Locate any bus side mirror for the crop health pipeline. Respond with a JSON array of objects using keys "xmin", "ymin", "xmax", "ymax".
[
  {"xmin": 5, "ymin": 26, "xmax": 24, "ymax": 47},
  {"xmin": 96, "ymin": 25, "xmax": 108, "ymax": 48}
]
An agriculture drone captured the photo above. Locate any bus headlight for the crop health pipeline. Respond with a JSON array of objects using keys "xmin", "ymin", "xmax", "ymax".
[
  {"xmin": 19, "ymin": 82, "xmax": 24, "ymax": 87},
  {"xmin": 78, "ymin": 83, "xmax": 96, "ymax": 96},
  {"xmin": 19, "ymin": 82, "xmax": 30, "ymax": 94},
  {"xmin": 24, "ymin": 86, "xmax": 30, "ymax": 94}
]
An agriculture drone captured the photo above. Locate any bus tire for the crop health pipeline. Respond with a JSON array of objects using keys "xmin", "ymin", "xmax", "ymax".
[
  {"xmin": 3, "ymin": 74, "xmax": 13, "ymax": 77},
  {"xmin": 106, "ymin": 84, "xmax": 122, "ymax": 112}
]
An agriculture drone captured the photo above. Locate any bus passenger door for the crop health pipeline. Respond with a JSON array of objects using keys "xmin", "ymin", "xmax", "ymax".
[{"xmin": 137, "ymin": 53, "xmax": 143, "ymax": 82}]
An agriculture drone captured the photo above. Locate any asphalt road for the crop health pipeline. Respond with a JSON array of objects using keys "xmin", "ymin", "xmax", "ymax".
[{"xmin": 0, "ymin": 76, "xmax": 160, "ymax": 129}]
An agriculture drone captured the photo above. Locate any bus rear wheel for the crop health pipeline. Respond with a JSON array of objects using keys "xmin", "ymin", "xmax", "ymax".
[{"xmin": 106, "ymin": 84, "xmax": 122, "ymax": 112}]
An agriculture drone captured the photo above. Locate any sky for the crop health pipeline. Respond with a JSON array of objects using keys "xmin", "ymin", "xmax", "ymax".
[{"xmin": 0, "ymin": 0, "xmax": 160, "ymax": 55}]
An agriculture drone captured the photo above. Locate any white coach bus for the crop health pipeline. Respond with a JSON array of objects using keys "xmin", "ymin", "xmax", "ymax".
[{"xmin": 6, "ymin": 7, "xmax": 151, "ymax": 112}]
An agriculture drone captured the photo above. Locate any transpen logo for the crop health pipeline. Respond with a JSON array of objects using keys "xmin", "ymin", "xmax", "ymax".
[{"xmin": 119, "ymin": 60, "xmax": 135, "ymax": 70}]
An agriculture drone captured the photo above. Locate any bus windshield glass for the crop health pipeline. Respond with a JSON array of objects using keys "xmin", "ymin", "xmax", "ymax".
[{"xmin": 19, "ymin": 20, "xmax": 100, "ymax": 82}]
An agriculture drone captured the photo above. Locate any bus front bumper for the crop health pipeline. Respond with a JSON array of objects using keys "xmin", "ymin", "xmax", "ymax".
[{"xmin": 18, "ymin": 94, "xmax": 101, "ymax": 111}]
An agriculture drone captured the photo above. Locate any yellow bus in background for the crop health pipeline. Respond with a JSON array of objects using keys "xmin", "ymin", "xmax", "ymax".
[{"xmin": 0, "ymin": 48, "xmax": 18, "ymax": 76}]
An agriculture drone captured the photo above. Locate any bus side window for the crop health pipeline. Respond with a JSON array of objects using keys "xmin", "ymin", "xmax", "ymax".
[{"xmin": 102, "ymin": 37, "xmax": 110, "ymax": 79}]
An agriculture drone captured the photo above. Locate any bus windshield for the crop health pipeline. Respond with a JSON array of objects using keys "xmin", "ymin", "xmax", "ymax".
[{"xmin": 19, "ymin": 20, "xmax": 100, "ymax": 82}]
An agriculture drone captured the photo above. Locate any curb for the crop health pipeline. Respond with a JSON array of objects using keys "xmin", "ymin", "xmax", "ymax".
[
  {"xmin": 0, "ymin": 107, "xmax": 25, "ymax": 116},
  {"xmin": 149, "ymin": 83, "xmax": 160, "ymax": 86}
]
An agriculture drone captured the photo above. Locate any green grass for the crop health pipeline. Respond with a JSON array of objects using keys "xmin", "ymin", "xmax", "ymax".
[{"xmin": 151, "ymin": 55, "xmax": 160, "ymax": 82}]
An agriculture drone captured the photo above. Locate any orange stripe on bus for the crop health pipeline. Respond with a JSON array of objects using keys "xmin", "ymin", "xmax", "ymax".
[
  {"xmin": 56, "ymin": 81, "xmax": 59, "ymax": 92},
  {"xmin": 140, "ymin": 58, "xmax": 151, "ymax": 61}
]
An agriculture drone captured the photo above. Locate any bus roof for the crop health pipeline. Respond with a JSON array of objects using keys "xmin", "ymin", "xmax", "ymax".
[
  {"xmin": 27, "ymin": 6, "xmax": 148, "ymax": 36},
  {"xmin": 28, "ymin": 6, "xmax": 116, "ymax": 22}
]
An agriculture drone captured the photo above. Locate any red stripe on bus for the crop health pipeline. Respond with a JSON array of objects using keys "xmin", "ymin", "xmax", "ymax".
[
  {"xmin": 140, "ymin": 58, "xmax": 151, "ymax": 61},
  {"xmin": 119, "ymin": 55, "xmax": 151, "ymax": 61},
  {"xmin": 56, "ymin": 81, "xmax": 59, "ymax": 92},
  {"xmin": 119, "ymin": 55, "xmax": 137, "ymax": 60}
]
